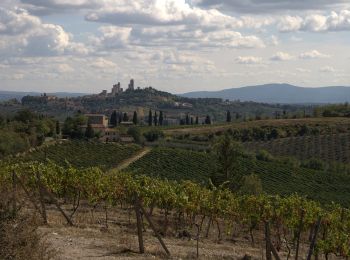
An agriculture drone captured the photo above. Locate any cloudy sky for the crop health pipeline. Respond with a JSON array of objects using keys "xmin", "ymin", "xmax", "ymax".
[{"xmin": 0, "ymin": 0, "xmax": 349, "ymax": 94}]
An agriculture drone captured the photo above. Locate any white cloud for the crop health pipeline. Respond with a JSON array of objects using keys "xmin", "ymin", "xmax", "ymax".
[
  {"xmin": 296, "ymin": 68, "xmax": 311, "ymax": 73},
  {"xmin": 0, "ymin": 7, "xmax": 88, "ymax": 57},
  {"xmin": 299, "ymin": 50, "xmax": 330, "ymax": 59},
  {"xmin": 193, "ymin": 0, "xmax": 350, "ymax": 13},
  {"xmin": 270, "ymin": 52, "xmax": 294, "ymax": 61},
  {"xmin": 236, "ymin": 56, "xmax": 262, "ymax": 64},
  {"xmin": 320, "ymin": 66, "xmax": 336, "ymax": 73},
  {"xmin": 91, "ymin": 25, "xmax": 265, "ymax": 51},
  {"xmin": 278, "ymin": 10, "xmax": 350, "ymax": 32},
  {"xmin": 90, "ymin": 58, "xmax": 118, "ymax": 69}
]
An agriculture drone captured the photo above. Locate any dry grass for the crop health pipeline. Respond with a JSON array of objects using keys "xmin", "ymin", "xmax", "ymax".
[{"xmin": 0, "ymin": 188, "xmax": 56, "ymax": 260}]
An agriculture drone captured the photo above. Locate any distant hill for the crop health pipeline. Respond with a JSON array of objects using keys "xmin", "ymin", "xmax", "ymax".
[
  {"xmin": 0, "ymin": 91, "xmax": 87, "ymax": 101},
  {"xmin": 182, "ymin": 84, "xmax": 350, "ymax": 104}
]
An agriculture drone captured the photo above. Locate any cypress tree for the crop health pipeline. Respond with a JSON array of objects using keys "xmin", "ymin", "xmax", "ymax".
[
  {"xmin": 190, "ymin": 117, "xmax": 194, "ymax": 125},
  {"xmin": 185, "ymin": 113, "xmax": 190, "ymax": 125},
  {"xmin": 123, "ymin": 112, "xmax": 129, "ymax": 122},
  {"xmin": 148, "ymin": 109, "xmax": 152, "ymax": 126},
  {"xmin": 154, "ymin": 111, "xmax": 158, "ymax": 126},
  {"xmin": 110, "ymin": 110, "xmax": 118, "ymax": 127},
  {"xmin": 159, "ymin": 111, "xmax": 164, "ymax": 126},
  {"xmin": 118, "ymin": 113, "xmax": 123, "ymax": 124},
  {"xmin": 55, "ymin": 120, "xmax": 60, "ymax": 135},
  {"xmin": 195, "ymin": 116, "xmax": 199, "ymax": 125},
  {"xmin": 205, "ymin": 115, "xmax": 211, "ymax": 125},
  {"xmin": 85, "ymin": 123, "xmax": 95, "ymax": 138},
  {"xmin": 226, "ymin": 110, "xmax": 232, "ymax": 123},
  {"xmin": 133, "ymin": 111, "xmax": 138, "ymax": 125}
]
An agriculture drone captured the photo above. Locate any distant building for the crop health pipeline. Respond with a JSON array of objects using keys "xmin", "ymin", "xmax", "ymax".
[
  {"xmin": 85, "ymin": 114, "xmax": 109, "ymax": 128},
  {"xmin": 120, "ymin": 134, "xmax": 134, "ymax": 143},
  {"xmin": 128, "ymin": 79, "xmax": 134, "ymax": 91},
  {"xmin": 111, "ymin": 82, "xmax": 123, "ymax": 96},
  {"xmin": 100, "ymin": 128, "xmax": 119, "ymax": 142},
  {"xmin": 99, "ymin": 90, "xmax": 107, "ymax": 97}
]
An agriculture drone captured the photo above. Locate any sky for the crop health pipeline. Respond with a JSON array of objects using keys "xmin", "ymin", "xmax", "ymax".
[{"xmin": 0, "ymin": 0, "xmax": 349, "ymax": 94}]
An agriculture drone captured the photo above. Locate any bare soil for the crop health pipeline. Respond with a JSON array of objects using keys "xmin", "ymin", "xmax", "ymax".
[{"xmin": 37, "ymin": 204, "xmax": 340, "ymax": 260}]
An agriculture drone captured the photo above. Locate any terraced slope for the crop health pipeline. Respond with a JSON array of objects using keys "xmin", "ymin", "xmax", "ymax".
[
  {"xmin": 20, "ymin": 141, "xmax": 142, "ymax": 170},
  {"xmin": 244, "ymin": 133, "xmax": 350, "ymax": 163},
  {"xmin": 127, "ymin": 147, "xmax": 350, "ymax": 206}
]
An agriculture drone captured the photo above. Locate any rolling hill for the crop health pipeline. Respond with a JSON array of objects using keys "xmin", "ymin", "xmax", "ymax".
[
  {"xmin": 182, "ymin": 84, "xmax": 350, "ymax": 104},
  {"xmin": 0, "ymin": 90, "xmax": 87, "ymax": 101}
]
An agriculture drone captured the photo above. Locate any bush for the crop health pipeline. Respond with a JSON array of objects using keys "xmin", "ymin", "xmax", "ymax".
[
  {"xmin": 239, "ymin": 174, "xmax": 263, "ymax": 196},
  {"xmin": 301, "ymin": 158, "xmax": 326, "ymax": 171},
  {"xmin": 127, "ymin": 127, "xmax": 143, "ymax": 144},
  {"xmin": 143, "ymin": 129, "xmax": 165, "ymax": 142},
  {"xmin": 256, "ymin": 150, "xmax": 274, "ymax": 162}
]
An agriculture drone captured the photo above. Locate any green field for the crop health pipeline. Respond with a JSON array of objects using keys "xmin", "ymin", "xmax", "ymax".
[
  {"xmin": 19, "ymin": 141, "xmax": 142, "ymax": 170},
  {"xmin": 127, "ymin": 147, "xmax": 350, "ymax": 206},
  {"xmin": 244, "ymin": 133, "xmax": 350, "ymax": 163}
]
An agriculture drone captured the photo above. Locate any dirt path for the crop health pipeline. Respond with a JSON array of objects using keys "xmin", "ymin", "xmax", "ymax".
[{"xmin": 116, "ymin": 147, "xmax": 151, "ymax": 171}]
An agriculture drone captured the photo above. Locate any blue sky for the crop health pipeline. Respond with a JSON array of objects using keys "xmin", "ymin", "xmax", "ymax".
[{"xmin": 0, "ymin": 0, "xmax": 349, "ymax": 94}]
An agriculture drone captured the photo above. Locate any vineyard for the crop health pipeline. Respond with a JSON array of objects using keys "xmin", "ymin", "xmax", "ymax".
[
  {"xmin": 127, "ymin": 147, "xmax": 216, "ymax": 184},
  {"xmin": 164, "ymin": 117, "xmax": 350, "ymax": 137},
  {"xmin": 244, "ymin": 133, "xmax": 350, "ymax": 163},
  {"xmin": 1, "ymin": 161, "xmax": 350, "ymax": 258},
  {"xmin": 128, "ymin": 147, "xmax": 350, "ymax": 206},
  {"xmin": 17, "ymin": 141, "xmax": 142, "ymax": 170}
]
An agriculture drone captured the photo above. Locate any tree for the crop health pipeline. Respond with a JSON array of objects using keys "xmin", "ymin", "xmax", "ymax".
[
  {"xmin": 55, "ymin": 120, "xmax": 60, "ymax": 135},
  {"xmin": 128, "ymin": 126, "xmax": 143, "ymax": 144},
  {"xmin": 185, "ymin": 113, "xmax": 190, "ymax": 125},
  {"xmin": 110, "ymin": 111, "xmax": 118, "ymax": 127},
  {"xmin": 85, "ymin": 123, "xmax": 95, "ymax": 139},
  {"xmin": 123, "ymin": 112, "xmax": 129, "ymax": 122},
  {"xmin": 62, "ymin": 114, "xmax": 87, "ymax": 139},
  {"xmin": 226, "ymin": 111, "xmax": 232, "ymax": 123},
  {"xmin": 154, "ymin": 111, "xmax": 158, "ymax": 126},
  {"xmin": 205, "ymin": 115, "xmax": 211, "ymax": 125},
  {"xmin": 118, "ymin": 113, "xmax": 123, "ymax": 124},
  {"xmin": 143, "ymin": 129, "xmax": 164, "ymax": 142},
  {"xmin": 195, "ymin": 116, "xmax": 199, "ymax": 125},
  {"xmin": 133, "ymin": 111, "xmax": 138, "ymax": 125},
  {"xmin": 190, "ymin": 117, "xmax": 194, "ymax": 125},
  {"xmin": 159, "ymin": 111, "xmax": 164, "ymax": 126},
  {"xmin": 148, "ymin": 109, "xmax": 152, "ymax": 126},
  {"xmin": 239, "ymin": 174, "xmax": 263, "ymax": 196},
  {"xmin": 212, "ymin": 133, "xmax": 244, "ymax": 187}
]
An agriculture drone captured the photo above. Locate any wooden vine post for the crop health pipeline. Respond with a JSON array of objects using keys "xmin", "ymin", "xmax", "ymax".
[
  {"xmin": 264, "ymin": 221, "xmax": 281, "ymax": 260},
  {"xmin": 295, "ymin": 209, "xmax": 305, "ymax": 260},
  {"xmin": 306, "ymin": 216, "xmax": 322, "ymax": 260},
  {"xmin": 134, "ymin": 195, "xmax": 145, "ymax": 254},
  {"xmin": 11, "ymin": 170, "xmax": 17, "ymax": 218},
  {"xmin": 36, "ymin": 171, "xmax": 48, "ymax": 224},
  {"xmin": 133, "ymin": 194, "xmax": 171, "ymax": 257}
]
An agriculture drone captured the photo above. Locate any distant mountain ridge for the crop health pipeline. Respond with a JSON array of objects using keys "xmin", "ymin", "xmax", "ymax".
[
  {"xmin": 0, "ymin": 90, "xmax": 87, "ymax": 101},
  {"xmin": 182, "ymin": 84, "xmax": 350, "ymax": 104}
]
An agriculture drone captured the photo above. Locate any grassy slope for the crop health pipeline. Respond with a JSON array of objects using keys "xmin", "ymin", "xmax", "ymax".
[
  {"xmin": 127, "ymin": 147, "xmax": 350, "ymax": 206},
  {"xmin": 20, "ymin": 141, "xmax": 142, "ymax": 170}
]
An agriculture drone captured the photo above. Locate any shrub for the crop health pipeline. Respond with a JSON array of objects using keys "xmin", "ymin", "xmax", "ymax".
[
  {"xmin": 301, "ymin": 158, "xmax": 326, "ymax": 171},
  {"xmin": 143, "ymin": 129, "xmax": 165, "ymax": 142},
  {"xmin": 127, "ymin": 127, "xmax": 143, "ymax": 144},
  {"xmin": 239, "ymin": 174, "xmax": 263, "ymax": 196},
  {"xmin": 256, "ymin": 150, "xmax": 274, "ymax": 162}
]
